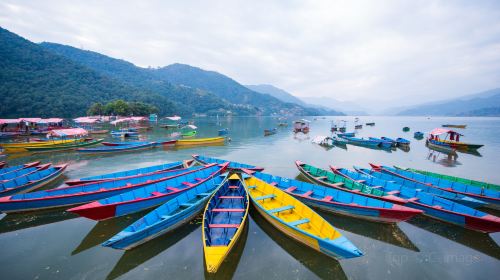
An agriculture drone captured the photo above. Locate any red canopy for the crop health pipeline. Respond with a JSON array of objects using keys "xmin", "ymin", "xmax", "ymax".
[
  {"xmin": 47, "ymin": 128, "xmax": 88, "ymax": 137},
  {"xmin": 429, "ymin": 128, "xmax": 463, "ymax": 136}
]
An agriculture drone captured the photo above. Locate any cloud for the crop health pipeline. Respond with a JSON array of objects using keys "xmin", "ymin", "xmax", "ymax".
[{"xmin": 1, "ymin": 0, "xmax": 499, "ymax": 110}]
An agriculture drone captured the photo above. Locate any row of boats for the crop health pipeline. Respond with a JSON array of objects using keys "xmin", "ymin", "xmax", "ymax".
[{"xmin": 0, "ymin": 155, "xmax": 499, "ymax": 273}]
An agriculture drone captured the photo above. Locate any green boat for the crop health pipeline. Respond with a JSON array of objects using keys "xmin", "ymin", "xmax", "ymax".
[
  {"xmin": 295, "ymin": 161, "xmax": 404, "ymax": 203},
  {"xmin": 25, "ymin": 139, "xmax": 104, "ymax": 153},
  {"xmin": 397, "ymin": 167, "xmax": 500, "ymax": 192},
  {"xmin": 181, "ymin": 130, "xmax": 197, "ymax": 137}
]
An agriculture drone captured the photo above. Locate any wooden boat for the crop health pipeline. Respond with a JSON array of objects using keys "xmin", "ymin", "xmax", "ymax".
[
  {"xmin": 102, "ymin": 173, "xmax": 227, "ymax": 250},
  {"xmin": 403, "ymin": 127, "xmax": 410, "ymax": 132},
  {"xmin": 293, "ymin": 119, "xmax": 310, "ymax": 133},
  {"xmin": 182, "ymin": 130, "xmax": 197, "ymax": 137},
  {"xmin": 0, "ymin": 164, "xmax": 205, "ymax": 213},
  {"xmin": 365, "ymin": 122, "xmax": 375, "ymax": 126},
  {"xmin": 0, "ymin": 161, "xmax": 40, "ymax": 176},
  {"xmin": 244, "ymin": 175, "xmax": 363, "ymax": 259},
  {"xmin": 64, "ymin": 160, "xmax": 193, "ymax": 186},
  {"xmin": 398, "ymin": 167, "xmax": 500, "ymax": 192},
  {"xmin": 0, "ymin": 164, "xmax": 50, "ymax": 183},
  {"xmin": 442, "ymin": 124, "xmax": 467, "ymax": 128},
  {"xmin": 0, "ymin": 164, "xmax": 68, "ymax": 197},
  {"xmin": 0, "ymin": 138, "xmax": 81, "ymax": 149},
  {"xmin": 426, "ymin": 140, "xmax": 457, "ymax": 155},
  {"xmin": 414, "ymin": 131, "xmax": 424, "ymax": 138},
  {"xmin": 357, "ymin": 166, "xmax": 486, "ymax": 208},
  {"xmin": 337, "ymin": 132, "xmax": 355, "ymax": 137},
  {"xmin": 203, "ymin": 173, "xmax": 249, "ymax": 273},
  {"xmin": 102, "ymin": 141, "xmax": 149, "ymax": 146},
  {"xmin": 176, "ymin": 137, "xmax": 225, "ymax": 146},
  {"xmin": 395, "ymin": 138, "xmax": 410, "ymax": 146},
  {"xmin": 24, "ymin": 139, "xmax": 104, "ymax": 153},
  {"xmin": 338, "ymin": 167, "xmax": 500, "ymax": 233},
  {"xmin": 342, "ymin": 137, "xmax": 380, "ymax": 148},
  {"xmin": 373, "ymin": 165, "xmax": 500, "ymax": 206},
  {"xmin": 218, "ymin": 128, "xmax": 229, "ymax": 136},
  {"xmin": 89, "ymin": 129, "xmax": 109, "ymax": 134},
  {"xmin": 77, "ymin": 142, "xmax": 157, "ymax": 154},
  {"xmin": 68, "ymin": 164, "xmax": 227, "ymax": 220},
  {"xmin": 277, "ymin": 122, "xmax": 288, "ymax": 127},
  {"xmin": 251, "ymin": 171, "xmax": 422, "ymax": 223},
  {"xmin": 355, "ymin": 124, "xmax": 363, "ymax": 129},
  {"xmin": 192, "ymin": 155, "xmax": 264, "ymax": 171},
  {"xmin": 368, "ymin": 137, "xmax": 393, "ymax": 148},
  {"xmin": 428, "ymin": 128, "xmax": 483, "ymax": 150},
  {"xmin": 264, "ymin": 128, "xmax": 277, "ymax": 136},
  {"xmin": 380, "ymin": 137, "xmax": 398, "ymax": 147}
]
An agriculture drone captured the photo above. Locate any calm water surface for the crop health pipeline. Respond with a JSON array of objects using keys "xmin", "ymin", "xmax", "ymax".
[{"xmin": 1, "ymin": 116, "xmax": 499, "ymax": 280}]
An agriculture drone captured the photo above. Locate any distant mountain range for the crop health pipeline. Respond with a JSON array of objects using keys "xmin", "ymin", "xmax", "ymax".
[
  {"xmin": 246, "ymin": 84, "xmax": 365, "ymax": 115},
  {"xmin": 0, "ymin": 26, "xmax": 341, "ymax": 118},
  {"xmin": 394, "ymin": 88, "xmax": 500, "ymax": 116}
]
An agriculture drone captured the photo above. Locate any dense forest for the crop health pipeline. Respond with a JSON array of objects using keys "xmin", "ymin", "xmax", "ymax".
[{"xmin": 87, "ymin": 100, "xmax": 158, "ymax": 116}]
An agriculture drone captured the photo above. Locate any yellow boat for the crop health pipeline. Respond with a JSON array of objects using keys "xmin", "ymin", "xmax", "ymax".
[
  {"xmin": 2, "ymin": 139, "xmax": 85, "ymax": 153},
  {"xmin": 176, "ymin": 137, "xmax": 225, "ymax": 146},
  {"xmin": 244, "ymin": 175, "xmax": 363, "ymax": 259},
  {"xmin": 0, "ymin": 138, "xmax": 81, "ymax": 148},
  {"xmin": 203, "ymin": 174, "xmax": 249, "ymax": 273}
]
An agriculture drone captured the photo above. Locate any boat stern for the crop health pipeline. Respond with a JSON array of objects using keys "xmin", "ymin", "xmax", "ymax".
[
  {"xmin": 204, "ymin": 246, "xmax": 228, "ymax": 273},
  {"xmin": 319, "ymin": 235, "xmax": 364, "ymax": 259}
]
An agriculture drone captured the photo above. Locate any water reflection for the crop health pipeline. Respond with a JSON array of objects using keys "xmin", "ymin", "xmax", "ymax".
[
  {"xmin": 105, "ymin": 217, "xmax": 201, "ymax": 280},
  {"xmin": 321, "ymin": 212, "xmax": 419, "ymax": 252},
  {"xmin": 426, "ymin": 150, "xmax": 460, "ymax": 167},
  {"xmin": 72, "ymin": 210, "xmax": 151, "ymax": 255},
  {"xmin": 204, "ymin": 222, "xmax": 249, "ymax": 280},
  {"xmin": 250, "ymin": 208, "xmax": 347, "ymax": 280},
  {"xmin": 407, "ymin": 215, "xmax": 500, "ymax": 260},
  {"xmin": 0, "ymin": 209, "xmax": 78, "ymax": 234}
]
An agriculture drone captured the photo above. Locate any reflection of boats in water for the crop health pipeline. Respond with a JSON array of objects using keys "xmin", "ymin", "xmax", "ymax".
[
  {"xmin": 72, "ymin": 210, "xmax": 150, "ymax": 255},
  {"xmin": 320, "ymin": 211, "xmax": 419, "ymax": 252},
  {"xmin": 106, "ymin": 217, "xmax": 201, "ymax": 280},
  {"xmin": 204, "ymin": 222, "xmax": 249, "ymax": 280},
  {"xmin": 250, "ymin": 207, "xmax": 347, "ymax": 280},
  {"xmin": 0, "ymin": 209, "xmax": 78, "ymax": 234},
  {"xmin": 407, "ymin": 215, "xmax": 500, "ymax": 260},
  {"xmin": 427, "ymin": 150, "xmax": 460, "ymax": 167}
]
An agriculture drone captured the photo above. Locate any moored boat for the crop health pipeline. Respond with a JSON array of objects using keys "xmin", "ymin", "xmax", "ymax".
[
  {"xmin": 0, "ymin": 161, "xmax": 40, "ymax": 176},
  {"xmin": 373, "ymin": 165, "xmax": 500, "ymax": 206},
  {"xmin": 244, "ymin": 175, "xmax": 363, "ymax": 259},
  {"xmin": 102, "ymin": 172, "xmax": 228, "ymax": 250},
  {"xmin": 427, "ymin": 128, "xmax": 483, "ymax": 150},
  {"xmin": 176, "ymin": 137, "xmax": 225, "ymax": 146},
  {"xmin": 264, "ymin": 128, "xmax": 277, "ymax": 136},
  {"xmin": 68, "ymin": 163, "xmax": 227, "ymax": 220},
  {"xmin": 442, "ymin": 124, "xmax": 467, "ymax": 128},
  {"xmin": 368, "ymin": 137, "xmax": 394, "ymax": 148},
  {"xmin": 293, "ymin": 119, "xmax": 310, "ymax": 133},
  {"xmin": 414, "ymin": 131, "xmax": 424, "ymax": 138},
  {"xmin": 395, "ymin": 137, "xmax": 411, "ymax": 146},
  {"xmin": 380, "ymin": 137, "xmax": 397, "ymax": 147},
  {"xmin": 0, "ymin": 164, "xmax": 205, "ymax": 213},
  {"xmin": 77, "ymin": 142, "xmax": 157, "ymax": 154},
  {"xmin": 365, "ymin": 122, "xmax": 375, "ymax": 126},
  {"xmin": 0, "ymin": 164, "xmax": 50, "ymax": 183},
  {"xmin": 0, "ymin": 138, "xmax": 82, "ymax": 149},
  {"xmin": 0, "ymin": 164, "xmax": 68, "ymax": 197},
  {"xmin": 24, "ymin": 139, "xmax": 104, "ymax": 153},
  {"xmin": 342, "ymin": 137, "xmax": 380, "ymax": 148},
  {"xmin": 251, "ymin": 171, "xmax": 422, "ymax": 223},
  {"xmin": 337, "ymin": 132, "xmax": 355, "ymax": 137},
  {"xmin": 65, "ymin": 160, "xmax": 193, "ymax": 186},
  {"xmin": 192, "ymin": 155, "xmax": 264, "ymax": 171},
  {"xmin": 203, "ymin": 173, "xmax": 249, "ymax": 273},
  {"xmin": 337, "ymin": 167, "xmax": 500, "ymax": 233},
  {"xmin": 398, "ymin": 167, "xmax": 500, "ymax": 192}
]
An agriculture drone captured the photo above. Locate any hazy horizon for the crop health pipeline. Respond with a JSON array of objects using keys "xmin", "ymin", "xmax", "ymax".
[{"xmin": 1, "ymin": 0, "xmax": 499, "ymax": 111}]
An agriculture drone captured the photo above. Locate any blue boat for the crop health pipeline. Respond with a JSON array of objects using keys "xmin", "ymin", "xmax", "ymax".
[
  {"xmin": 0, "ymin": 161, "xmax": 40, "ymax": 176},
  {"xmin": 252, "ymin": 172, "xmax": 422, "ymax": 223},
  {"xmin": 111, "ymin": 129, "xmax": 139, "ymax": 137},
  {"xmin": 0, "ymin": 164, "xmax": 205, "ymax": 213},
  {"xmin": 68, "ymin": 164, "xmax": 228, "ymax": 220},
  {"xmin": 0, "ymin": 165, "xmax": 46, "ymax": 182},
  {"xmin": 102, "ymin": 173, "xmax": 228, "ymax": 250},
  {"xmin": 218, "ymin": 128, "xmax": 229, "ymax": 136},
  {"xmin": 395, "ymin": 138, "xmax": 411, "ymax": 146},
  {"xmin": 264, "ymin": 128, "xmax": 277, "ymax": 136},
  {"xmin": 342, "ymin": 137, "xmax": 380, "ymax": 148},
  {"xmin": 337, "ymin": 132, "xmax": 355, "ymax": 137},
  {"xmin": 368, "ymin": 137, "xmax": 393, "ymax": 148},
  {"xmin": 355, "ymin": 167, "xmax": 486, "ymax": 208},
  {"xmin": 64, "ymin": 160, "xmax": 193, "ymax": 186},
  {"xmin": 336, "ymin": 167, "xmax": 500, "ymax": 233},
  {"xmin": 0, "ymin": 164, "xmax": 68, "ymax": 197},
  {"xmin": 203, "ymin": 173, "xmax": 249, "ymax": 272},
  {"xmin": 192, "ymin": 155, "xmax": 264, "ymax": 171},
  {"xmin": 375, "ymin": 165, "xmax": 500, "ymax": 206},
  {"xmin": 414, "ymin": 131, "xmax": 424, "ymax": 138},
  {"xmin": 77, "ymin": 142, "xmax": 157, "ymax": 153},
  {"xmin": 380, "ymin": 137, "xmax": 397, "ymax": 147}
]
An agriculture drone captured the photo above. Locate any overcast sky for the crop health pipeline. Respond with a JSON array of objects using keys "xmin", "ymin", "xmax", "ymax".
[{"xmin": 1, "ymin": 0, "xmax": 499, "ymax": 110}]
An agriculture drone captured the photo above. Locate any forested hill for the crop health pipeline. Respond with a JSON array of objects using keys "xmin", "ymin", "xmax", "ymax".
[
  {"xmin": 0, "ymin": 27, "xmax": 181, "ymax": 118},
  {"xmin": 41, "ymin": 43, "xmax": 342, "ymax": 116}
]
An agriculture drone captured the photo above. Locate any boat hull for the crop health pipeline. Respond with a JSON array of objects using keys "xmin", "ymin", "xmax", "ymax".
[{"xmin": 176, "ymin": 137, "xmax": 225, "ymax": 146}]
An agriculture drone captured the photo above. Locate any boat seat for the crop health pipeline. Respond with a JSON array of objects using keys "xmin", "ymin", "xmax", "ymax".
[
  {"xmin": 161, "ymin": 215, "xmax": 171, "ymax": 219},
  {"xmin": 209, "ymin": 224, "xmax": 240, "ymax": 228},
  {"xmin": 370, "ymin": 186, "xmax": 382, "ymax": 189},
  {"xmin": 269, "ymin": 182, "xmax": 277, "ymax": 186},
  {"xmin": 387, "ymin": 190, "xmax": 400, "ymax": 195},
  {"xmin": 255, "ymin": 194, "xmax": 276, "ymax": 201},
  {"xmin": 356, "ymin": 180, "xmax": 365, "ymax": 183},
  {"xmin": 289, "ymin": 218, "xmax": 310, "ymax": 226},
  {"xmin": 182, "ymin": 182, "xmax": 195, "ymax": 187},
  {"xmin": 432, "ymin": 205, "xmax": 443, "ymax": 209},
  {"xmin": 219, "ymin": 196, "xmax": 244, "ymax": 199},
  {"xmin": 408, "ymin": 197, "xmax": 419, "ymax": 202},
  {"xmin": 269, "ymin": 205, "xmax": 295, "ymax": 214},
  {"xmin": 211, "ymin": 208, "xmax": 245, "ymax": 212},
  {"xmin": 316, "ymin": 176, "xmax": 327, "ymax": 180},
  {"xmin": 180, "ymin": 203, "xmax": 193, "ymax": 208},
  {"xmin": 302, "ymin": 190, "xmax": 313, "ymax": 197},
  {"xmin": 150, "ymin": 191, "xmax": 163, "ymax": 196},
  {"xmin": 247, "ymin": 185, "xmax": 256, "ymax": 189},
  {"xmin": 194, "ymin": 178, "xmax": 204, "ymax": 181},
  {"xmin": 285, "ymin": 186, "xmax": 297, "ymax": 192},
  {"xmin": 322, "ymin": 196, "xmax": 333, "ymax": 202},
  {"xmin": 351, "ymin": 189, "xmax": 360, "ymax": 192},
  {"xmin": 166, "ymin": 187, "xmax": 179, "ymax": 192},
  {"xmin": 332, "ymin": 182, "xmax": 344, "ymax": 187},
  {"xmin": 228, "ymin": 185, "xmax": 239, "ymax": 189},
  {"xmin": 196, "ymin": 192, "xmax": 212, "ymax": 197}
]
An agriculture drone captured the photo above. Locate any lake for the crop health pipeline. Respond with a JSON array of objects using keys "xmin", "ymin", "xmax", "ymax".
[{"xmin": 1, "ymin": 116, "xmax": 499, "ymax": 280}]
